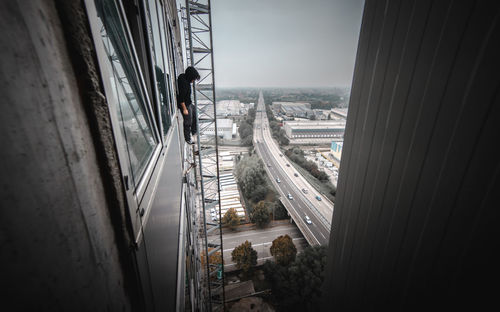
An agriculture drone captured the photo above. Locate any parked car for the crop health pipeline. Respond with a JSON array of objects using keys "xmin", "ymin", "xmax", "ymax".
[
  {"xmin": 316, "ymin": 195, "xmax": 322, "ymax": 201},
  {"xmin": 286, "ymin": 163, "xmax": 290, "ymax": 167},
  {"xmin": 279, "ymin": 154, "xmax": 283, "ymax": 157},
  {"xmin": 294, "ymin": 172, "xmax": 299, "ymax": 177},
  {"xmin": 287, "ymin": 193, "xmax": 293, "ymax": 200},
  {"xmin": 304, "ymin": 215, "xmax": 312, "ymax": 224},
  {"xmin": 276, "ymin": 178, "xmax": 281, "ymax": 183},
  {"xmin": 302, "ymin": 188, "xmax": 308, "ymax": 194}
]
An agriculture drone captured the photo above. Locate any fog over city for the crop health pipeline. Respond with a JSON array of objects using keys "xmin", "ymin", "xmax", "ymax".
[{"xmin": 212, "ymin": 0, "xmax": 365, "ymax": 88}]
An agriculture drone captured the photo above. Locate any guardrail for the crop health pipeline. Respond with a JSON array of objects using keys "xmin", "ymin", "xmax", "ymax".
[
  {"xmin": 254, "ymin": 141, "xmax": 320, "ymax": 246},
  {"xmin": 259, "ymin": 129, "xmax": 333, "ymax": 231}
]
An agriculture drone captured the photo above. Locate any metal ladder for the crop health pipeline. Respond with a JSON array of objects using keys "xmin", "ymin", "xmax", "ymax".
[{"xmin": 182, "ymin": 1, "xmax": 225, "ymax": 311}]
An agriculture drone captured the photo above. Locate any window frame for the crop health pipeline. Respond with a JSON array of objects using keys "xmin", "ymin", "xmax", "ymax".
[
  {"xmin": 142, "ymin": 0, "xmax": 176, "ymax": 144},
  {"xmin": 84, "ymin": 0, "xmax": 169, "ymax": 242}
]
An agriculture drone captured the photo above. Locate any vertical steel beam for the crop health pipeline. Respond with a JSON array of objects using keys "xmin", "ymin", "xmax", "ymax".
[{"xmin": 182, "ymin": 1, "xmax": 225, "ymax": 310}]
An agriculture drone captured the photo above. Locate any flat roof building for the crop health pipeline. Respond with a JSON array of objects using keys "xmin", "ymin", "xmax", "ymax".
[
  {"xmin": 204, "ymin": 118, "xmax": 234, "ymax": 140},
  {"xmin": 283, "ymin": 120, "xmax": 346, "ymax": 142},
  {"xmin": 272, "ymin": 102, "xmax": 313, "ymax": 118},
  {"xmin": 216, "ymin": 100, "xmax": 241, "ymax": 116}
]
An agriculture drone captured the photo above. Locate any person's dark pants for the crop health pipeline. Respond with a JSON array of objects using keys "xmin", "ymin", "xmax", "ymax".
[{"xmin": 182, "ymin": 104, "xmax": 197, "ymax": 141}]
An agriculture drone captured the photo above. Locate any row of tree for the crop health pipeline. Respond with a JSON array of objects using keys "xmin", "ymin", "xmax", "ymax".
[
  {"xmin": 238, "ymin": 107, "xmax": 256, "ymax": 146},
  {"xmin": 222, "ymin": 200, "xmax": 288, "ymax": 230},
  {"xmin": 230, "ymin": 235, "xmax": 327, "ymax": 311},
  {"xmin": 285, "ymin": 146, "xmax": 336, "ymax": 197},
  {"xmin": 269, "ymin": 120, "xmax": 289, "ymax": 146},
  {"xmin": 233, "ymin": 153, "xmax": 288, "ymax": 228},
  {"xmin": 265, "ymin": 103, "xmax": 289, "ymax": 146},
  {"xmin": 231, "ymin": 234, "xmax": 297, "ymax": 274},
  {"xmin": 263, "ymin": 245, "xmax": 327, "ymax": 311}
]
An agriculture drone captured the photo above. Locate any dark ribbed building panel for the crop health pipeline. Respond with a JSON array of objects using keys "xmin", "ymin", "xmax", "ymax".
[{"xmin": 323, "ymin": 0, "xmax": 500, "ymax": 310}]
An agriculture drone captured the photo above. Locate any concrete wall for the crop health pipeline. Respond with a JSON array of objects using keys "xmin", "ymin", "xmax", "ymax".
[
  {"xmin": 323, "ymin": 0, "xmax": 500, "ymax": 310},
  {"xmin": 0, "ymin": 1, "xmax": 135, "ymax": 310}
]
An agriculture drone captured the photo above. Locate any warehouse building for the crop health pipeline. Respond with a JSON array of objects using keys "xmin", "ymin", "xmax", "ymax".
[
  {"xmin": 283, "ymin": 120, "xmax": 346, "ymax": 141},
  {"xmin": 272, "ymin": 102, "xmax": 313, "ymax": 118}
]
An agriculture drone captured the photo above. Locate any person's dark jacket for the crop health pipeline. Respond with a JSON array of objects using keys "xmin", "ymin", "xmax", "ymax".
[{"xmin": 177, "ymin": 73, "xmax": 191, "ymax": 109}]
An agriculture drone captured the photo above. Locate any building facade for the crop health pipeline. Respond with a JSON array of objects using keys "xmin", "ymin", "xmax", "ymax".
[
  {"xmin": 322, "ymin": 0, "xmax": 500, "ymax": 310},
  {"xmin": 283, "ymin": 120, "xmax": 346, "ymax": 139},
  {"xmin": 1, "ymin": 0, "xmax": 206, "ymax": 310}
]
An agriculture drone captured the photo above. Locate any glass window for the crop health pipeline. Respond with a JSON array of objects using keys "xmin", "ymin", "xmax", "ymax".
[
  {"xmin": 146, "ymin": 0, "xmax": 171, "ymax": 139},
  {"xmin": 96, "ymin": 0, "xmax": 158, "ymax": 186},
  {"xmin": 156, "ymin": 2, "xmax": 176, "ymax": 118}
]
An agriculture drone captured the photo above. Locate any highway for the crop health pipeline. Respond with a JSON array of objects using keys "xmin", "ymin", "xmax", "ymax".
[
  {"xmin": 253, "ymin": 91, "xmax": 332, "ymax": 246},
  {"xmin": 222, "ymin": 223, "xmax": 308, "ymax": 272}
]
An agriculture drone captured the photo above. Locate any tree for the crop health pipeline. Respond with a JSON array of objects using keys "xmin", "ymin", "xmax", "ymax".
[
  {"xmin": 201, "ymin": 248, "xmax": 223, "ymax": 281},
  {"xmin": 238, "ymin": 122, "xmax": 253, "ymax": 146},
  {"xmin": 249, "ymin": 184, "xmax": 268, "ymax": 203},
  {"xmin": 251, "ymin": 201, "xmax": 271, "ymax": 228},
  {"xmin": 222, "ymin": 208, "xmax": 239, "ymax": 229},
  {"xmin": 201, "ymin": 248, "xmax": 223, "ymax": 274},
  {"xmin": 263, "ymin": 245, "xmax": 327, "ymax": 311},
  {"xmin": 270, "ymin": 234, "xmax": 297, "ymax": 266},
  {"xmin": 231, "ymin": 240, "xmax": 257, "ymax": 274},
  {"xmin": 272, "ymin": 201, "xmax": 288, "ymax": 220},
  {"xmin": 235, "ymin": 154, "xmax": 267, "ymax": 200}
]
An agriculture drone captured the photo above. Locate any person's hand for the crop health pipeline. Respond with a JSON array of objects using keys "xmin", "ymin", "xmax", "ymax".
[{"xmin": 183, "ymin": 108, "xmax": 189, "ymax": 115}]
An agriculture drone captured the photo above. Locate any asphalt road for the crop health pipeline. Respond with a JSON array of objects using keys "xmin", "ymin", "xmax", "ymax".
[
  {"xmin": 222, "ymin": 223, "xmax": 308, "ymax": 271},
  {"xmin": 253, "ymin": 91, "xmax": 331, "ymax": 245}
]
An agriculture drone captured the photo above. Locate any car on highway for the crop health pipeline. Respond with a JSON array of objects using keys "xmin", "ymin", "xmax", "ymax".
[
  {"xmin": 302, "ymin": 188, "xmax": 308, "ymax": 194},
  {"xmin": 294, "ymin": 172, "xmax": 299, "ymax": 177},
  {"xmin": 279, "ymin": 154, "xmax": 283, "ymax": 157},
  {"xmin": 304, "ymin": 215, "xmax": 312, "ymax": 224},
  {"xmin": 267, "ymin": 163, "xmax": 271, "ymax": 167},
  {"xmin": 287, "ymin": 193, "xmax": 293, "ymax": 200},
  {"xmin": 276, "ymin": 178, "xmax": 281, "ymax": 183},
  {"xmin": 286, "ymin": 163, "xmax": 290, "ymax": 167},
  {"xmin": 315, "ymin": 195, "xmax": 322, "ymax": 201}
]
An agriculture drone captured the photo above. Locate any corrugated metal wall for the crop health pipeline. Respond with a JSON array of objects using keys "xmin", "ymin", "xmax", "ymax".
[{"xmin": 323, "ymin": 0, "xmax": 500, "ymax": 310}]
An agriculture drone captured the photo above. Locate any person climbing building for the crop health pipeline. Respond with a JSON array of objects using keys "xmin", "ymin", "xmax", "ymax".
[{"xmin": 177, "ymin": 66, "xmax": 200, "ymax": 144}]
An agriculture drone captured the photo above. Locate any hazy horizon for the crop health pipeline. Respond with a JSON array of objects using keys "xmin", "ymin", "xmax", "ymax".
[{"xmin": 212, "ymin": 0, "xmax": 365, "ymax": 88}]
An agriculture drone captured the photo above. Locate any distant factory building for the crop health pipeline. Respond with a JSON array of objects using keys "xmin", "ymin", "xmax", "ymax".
[
  {"xmin": 283, "ymin": 120, "xmax": 346, "ymax": 140},
  {"xmin": 272, "ymin": 102, "xmax": 313, "ymax": 118},
  {"xmin": 204, "ymin": 118, "xmax": 234, "ymax": 140},
  {"xmin": 331, "ymin": 108, "xmax": 349, "ymax": 119},
  {"xmin": 313, "ymin": 109, "xmax": 331, "ymax": 120},
  {"xmin": 217, "ymin": 100, "xmax": 241, "ymax": 116}
]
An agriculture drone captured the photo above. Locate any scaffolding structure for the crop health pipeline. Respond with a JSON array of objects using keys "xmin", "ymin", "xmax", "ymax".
[{"xmin": 182, "ymin": 1, "xmax": 225, "ymax": 311}]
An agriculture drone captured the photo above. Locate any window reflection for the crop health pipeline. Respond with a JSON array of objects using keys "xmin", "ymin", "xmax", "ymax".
[
  {"xmin": 147, "ymin": 0, "xmax": 171, "ymax": 138},
  {"xmin": 96, "ymin": 0, "xmax": 157, "ymax": 186}
]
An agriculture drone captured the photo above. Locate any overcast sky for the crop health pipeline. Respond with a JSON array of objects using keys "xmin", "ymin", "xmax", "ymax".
[{"xmin": 211, "ymin": 0, "xmax": 365, "ymax": 88}]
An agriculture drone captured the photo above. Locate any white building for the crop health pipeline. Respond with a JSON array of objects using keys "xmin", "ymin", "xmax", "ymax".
[
  {"xmin": 205, "ymin": 118, "xmax": 234, "ymax": 140},
  {"xmin": 217, "ymin": 100, "xmax": 241, "ymax": 117},
  {"xmin": 283, "ymin": 120, "xmax": 346, "ymax": 140},
  {"xmin": 331, "ymin": 108, "xmax": 349, "ymax": 119}
]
